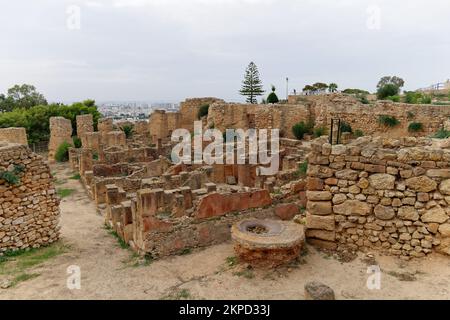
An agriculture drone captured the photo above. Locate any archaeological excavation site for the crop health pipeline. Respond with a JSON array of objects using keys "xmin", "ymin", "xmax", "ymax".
[{"xmin": 1, "ymin": 93, "xmax": 450, "ymax": 301}]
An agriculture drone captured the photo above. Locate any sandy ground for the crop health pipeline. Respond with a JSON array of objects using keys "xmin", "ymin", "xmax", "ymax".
[{"xmin": 1, "ymin": 163, "xmax": 449, "ymax": 300}]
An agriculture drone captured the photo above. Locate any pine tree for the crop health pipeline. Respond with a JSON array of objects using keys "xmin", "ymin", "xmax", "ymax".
[{"xmin": 239, "ymin": 62, "xmax": 264, "ymax": 104}]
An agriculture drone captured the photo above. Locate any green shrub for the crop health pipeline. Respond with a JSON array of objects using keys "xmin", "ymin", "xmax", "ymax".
[
  {"xmin": 354, "ymin": 129, "xmax": 364, "ymax": 137},
  {"xmin": 340, "ymin": 121, "xmax": 352, "ymax": 133},
  {"xmin": 342, "ymin": 88, "xmax": 370, "ymax": 95},
  {"xmin": 121, "ymin": 124, "xmax": 134, "ymax": 139},
  {"xmin": 93, "ymin": 152, "xmax": 99, "ymax": 160},
  {"xmin": 298, "ymin": 161, "xmax": 308, "ymax": 178},
  {"xmin": 386, "ymin": 95, "xmax": 400, "ymax": 102},
  {"xmin": 420, "ymin": 95, "xmax": 432, "ymax": 104},
  {"xmin": 377, "ymin": 84, "xmax": 400, "ymax": 100},
  {"xmin": 0, "ymin": 170, "xmax": 20, "ymax": 185},
  {"xmin": 0, "ymin": 102, "xmax": 101, "ymax": 144},
  {"xmin": 408, "ymin": 122, "xmax": 423, "ymax": 132},
  {"xmin": 313, "ymin": 126, "xmax": 328, "ymax": 137},
  {"xmin": 292, "ymin": 122, "xmax": 311, "ymax": 140},
  {"xmin": 357, "ymin": 94, "xmax": 369, "ymax": 104},
  {"xmin": 267, "ymin": 85, "xmax": 279, "ymax": 104},
  {"xmin": 433, "ymin": 128, "xmax": 450, "ymax": 139},
  {"xmin": 72, "ymin": 136, "xmax": 82, "ymax": 148},
  {"xmin": 197, "ymin": 104, "xmax": 210, "ymax": 119},
  {"xmin": 378, "ymin": 115, "xmax": 400, "ymax": 127},
  {"xmin": 54, "ymin": 142, "xmax": 71, "ymax": 162}
]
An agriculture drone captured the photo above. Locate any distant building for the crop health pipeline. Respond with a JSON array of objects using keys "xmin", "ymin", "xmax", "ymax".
[{"xmin": 418, "ymin": 79, "xmax": 450, "ymax": 93}]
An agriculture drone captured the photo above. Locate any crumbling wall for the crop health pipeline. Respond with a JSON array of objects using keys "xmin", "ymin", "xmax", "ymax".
[
  {"xmin": 48, "ymin": 117, "xmax": 73, "ymax": 162},
  {"xmin": 0, "ymin": 127, "xmax": 28, "ymax": 145},
  {"xmin": 179, "ymin": 97, "xmax": 224, "ymax": 132},
  {"xmin": 76, "ymin": 114, "xmax": 94, "ymax": 141},
  {"xmin": 305, "ymin": 136, "xmax": 450, "ymax": 257},
  {"xmin": 0, "ymin": 143, "xmax": 60, "ymax": 253}
]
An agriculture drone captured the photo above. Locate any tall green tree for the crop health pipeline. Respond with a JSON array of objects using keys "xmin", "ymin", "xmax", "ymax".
[
  {"xmin": 376, "ymin": 76, "xmax": 405, "ymax": 90},
  {"xmin": 239, "ymin": 62, "xmax": 264, "ymax": 104},
  {"xmin": 3, "ymin": 84, "xmax": 48, "ymax": 110},
  {"xmin": 266, "ymin": 85, "xmax": 279, "ymax": 104}
]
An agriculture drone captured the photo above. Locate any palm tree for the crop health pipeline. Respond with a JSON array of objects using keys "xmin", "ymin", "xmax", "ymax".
[{"xmin": 329, "ymin": 83, "xmax": 338, "ymax": 93}]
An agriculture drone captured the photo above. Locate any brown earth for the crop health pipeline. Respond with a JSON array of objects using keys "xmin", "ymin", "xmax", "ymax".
[{"xmin": 1, "ymin": 163, "xmax": 449, "ymax": 300}]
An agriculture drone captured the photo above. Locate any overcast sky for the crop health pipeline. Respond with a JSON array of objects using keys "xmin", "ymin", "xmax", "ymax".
[{"xmin": 1, "ymin": 0, "xmax": 449, "ymax": 103}]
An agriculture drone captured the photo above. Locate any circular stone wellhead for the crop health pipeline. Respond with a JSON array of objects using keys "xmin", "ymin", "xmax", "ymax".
[{"xmin": 231, "ymin": 219, "xmax": 305, "ymax": 267}]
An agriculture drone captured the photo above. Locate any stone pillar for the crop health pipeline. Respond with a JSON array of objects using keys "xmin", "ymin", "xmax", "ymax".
[
  {"xmin": 48, "ymin": 117, "xmax": 73, "ymax": 163},
  {"xmin": 79, "ymin": 148, "xmax": 93, "ymax": 175},
  {"xmin": 98, "ymin": 118, "xmax": 114, "ymax": 144},
  {"xmin": 83, "ymin": 132, "xmax": 100, "ymax": 154},
  {"xmin": 76, "ymin": 114, "xmax": 94, "ymax": 142}
]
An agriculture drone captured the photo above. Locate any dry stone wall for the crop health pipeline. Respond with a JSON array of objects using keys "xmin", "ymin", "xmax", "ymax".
[
  {"xmin": 305, "ymin": 136, "xmax": 450, "ymax": 257},
  {"xmin": 0, "ymin": 143, "xmax": 60, "ymax": 253}
]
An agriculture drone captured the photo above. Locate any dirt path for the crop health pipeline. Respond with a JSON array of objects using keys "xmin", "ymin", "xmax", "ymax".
[{"xmin": 1, "ymin": 164, "xmax": 449, "ymax": 300}]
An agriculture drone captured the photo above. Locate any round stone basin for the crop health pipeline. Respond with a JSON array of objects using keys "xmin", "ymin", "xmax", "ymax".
[{"xmin": 231, "ymin": 219, "xmax": 305, "ymax": 267}]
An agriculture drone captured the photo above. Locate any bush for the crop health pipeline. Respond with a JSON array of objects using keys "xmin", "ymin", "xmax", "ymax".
[
  {"xmin": 267, "ymin": 85, "xmax": 279, "ymax": 104},
  {"xmin": 0, "ymin": 102, "xmax": 101, "ymax": 144},
  {"xmin": 292, "ymin": 122, "xmax": 311, "ymax": 140},
  {"xmin": 378, "ymin": 115, "xmax": 400, "ymax": 127},
  {"xmin": 72, "ymin": 136, "xmax": 82, "ymax": 148},
  {"xmin": 313, "ymin": 126, "xmax": 328, "ymax": 137},
  {"xmin": 0, "ymin": 170, "xmax": 20, "ymax": 185},
  {"xmin": 197, "ymin": 104, "xmax": 210, "ymax": 119},
  {"xmin": 420, "ymin": 95, "xmax": 432, "ymax": 104},
  {"xmin": 377, "ymin": 84, "xmax": 400, "ymax": 100},
  {"xmin": 354, "ymin": 129, "xmax": 364, "ymax": 137},
  {"xmin": 343, "ymin": 88, "xmax": 370, "ymax": 95},
  {"xmin": 55, "ymin": 142, "xmax": 71, "ymax": 162},
  {"xmin": 121, "ymin": 125, "xmax": 134, "ymax": 139},
  {"xmin": 433, "ymin": 128, "xmax": 450, "ymax": 139},
  {"xmin": 298, "ymin": 161, "xmax": 308, "ymax": 178},
  {"xmin": 340, "ymin": 121, "xmax": 352, "ymax": 133},
  {"xmin": 386, "ymin": 95, "xmax": 400, "ymax": 102},
  {"xmin": 408, "ymin": 122, "xmax": 423, "ymax": 132},
  {"xmin": 357, "ymin": 94, "xmax": 369, "ymax": 104}
]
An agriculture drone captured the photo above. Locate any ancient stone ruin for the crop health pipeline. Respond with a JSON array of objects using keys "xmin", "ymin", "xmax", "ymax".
[
  {"xmin": 0, "ymin": 142, "xmax": 60, "ymax": 253},
  {"xmin": 306, "ymin": 136, "xmax": 450, "ymax": 257},
  {"xmin": 48, "ymin": 117, "xmax": 73, "ymax": 163},
  {"xmin": 0, "ymin": 127, "xmax": 28, "ymax": 145}
]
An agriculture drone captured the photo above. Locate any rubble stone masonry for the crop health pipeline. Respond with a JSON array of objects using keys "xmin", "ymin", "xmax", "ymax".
[
  {"xmin": 0, "ymin": 143, "xmax": 60, "ymax": 253},
  {"xmin": 305, "ymin": 136, "xmax": 450, "ymax": 257}
]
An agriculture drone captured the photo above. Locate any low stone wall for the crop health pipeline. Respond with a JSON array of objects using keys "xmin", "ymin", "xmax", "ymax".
[
  {"xmin": 0, "ymin": 143, "xmax": 60, "ymax": 253},
  {"xmin": 305, "ymin": 136, "xmax": 450, "ymax": 257},
  {"xmin": 0, "ymin": 127, "xmax": 28, "ymax": 145}
]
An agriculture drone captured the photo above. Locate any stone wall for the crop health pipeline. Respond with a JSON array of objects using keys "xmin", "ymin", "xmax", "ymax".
[
  {"xmin": 207, "ymin": 103, "xmax": 311, "ymax": 139},
  {"xmin": 289, "ymin": 94, "xmax": 450, "ymax": 138},
  {"xmin": 0, "ymin": 143, "xmax": 60, "ymax": 253},
  {"xmin": 179, "ymin": 97, "xmax": 224, "ymax": 132},
  {"xmin": 48, "ymin": 117, "xmax": 73, "ymax": 163},
  {"xmin": 305, "ymin": 136, "xmax": 450, "ymax": 257},
  {"xmin": 0, "ymin": 127, "xmax": 28, "ymax": 145}
]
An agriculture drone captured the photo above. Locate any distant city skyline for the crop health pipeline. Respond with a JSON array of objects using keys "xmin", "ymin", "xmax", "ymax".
[{"xmin": 1, "ymin": 0, "xmax": 449, "ymax": 103}]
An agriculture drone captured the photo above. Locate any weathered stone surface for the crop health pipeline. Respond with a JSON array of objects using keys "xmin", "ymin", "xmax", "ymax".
[
  {"xmin": 427, "ymin": 169, "xmax": 450, "ymax": 178},
  {"xmin": 397, "ymin": 206, "xmax": 419, "ymax": 221},
  {"xmin": 304, "ymin": 281, "xmax": 335, "ymax": 300},
  {"xmin": 306, "ymin": 214, "xmax": 335, "ymax": 231},
  {"xmin": 305, "ymin": 229, "xmax": 336, "ymax": 241},
  {"xmin": 335, "ymin": 169, "xmax": 358, "ymax": 181},
  {"xmin": 374, "ymin": 205, "xmax": 395, "ymax": 220},
  {"xmin": 439, "ymin": 179, "xmax": 450, "ymax": 195},
  {"xmin": 368, "ymin": 174, "xmax": 395, "ymax": 190},
  {"xmin": 405, "ymin": 176, "xmax": 437, "ymax": 192},
  {"xmin": 438, "ymin": 224, "xmax": 450, "ymax": 237},
  {"xmin": 333, "ymin": 200, "xmax": 372, "ymax": 216},
  {"xmin": 306, "ymin": 201, "xmax": 332, "ymax": 215},
  {"xmin": 306, "ymin": 191, "xmax": 332, "ymax": 201},
  {"xmin": 421, "ymin": 206, "xmax": 449, "ymax": 224},
  {"xmin": 332, "ymin": 193, "xmax": 347, "ymax": 204},
  {"xmin": 275, "ymin": 203, "xmax": 299, "ymax": 221}
]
